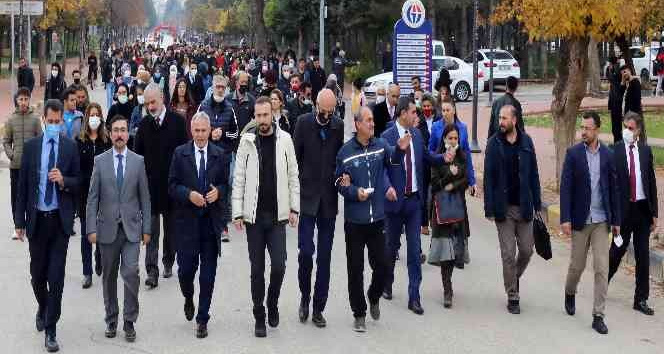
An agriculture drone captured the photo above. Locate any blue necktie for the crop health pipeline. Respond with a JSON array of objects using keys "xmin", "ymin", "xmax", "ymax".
[
  {"xmin": 116, "ymin": 154, "xmax": 124, "ymax": 193},
  {"xmin": 44, "ymin": 139, "xmax": 56, "ymax": 206},
  {"xmin": 198, "ymin": 150, "xmax": 207, "ymax": 194}
]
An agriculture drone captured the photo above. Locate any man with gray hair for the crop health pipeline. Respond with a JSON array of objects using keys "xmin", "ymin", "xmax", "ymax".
[
  {"xmin": 168, "ymin": 111, "xmax": 230, "ymax": 338},
  {"xmin": 135, "ymin": 83, "xmax": 189, "ymax": 288}
]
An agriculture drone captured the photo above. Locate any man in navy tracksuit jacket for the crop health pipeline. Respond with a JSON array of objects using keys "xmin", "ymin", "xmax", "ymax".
[{"xmin": 335, "ymin": 106, "xmax": 408, "ymax": 333}]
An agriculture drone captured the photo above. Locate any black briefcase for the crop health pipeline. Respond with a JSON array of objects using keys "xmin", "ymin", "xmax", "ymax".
[{"xmin": 533, "ymin": 213, "xmax": 552, "ymax": 260}]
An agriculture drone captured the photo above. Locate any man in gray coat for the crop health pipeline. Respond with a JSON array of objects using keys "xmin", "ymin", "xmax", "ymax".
[{"xmin": 86, "ymin": 115, "xmax": 151, "ymax": 342}]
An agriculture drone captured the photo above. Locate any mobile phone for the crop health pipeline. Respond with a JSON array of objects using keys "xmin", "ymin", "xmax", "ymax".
[{"xmin": 365, "ymin": 187, "xmax": 375, "ymax": 194}]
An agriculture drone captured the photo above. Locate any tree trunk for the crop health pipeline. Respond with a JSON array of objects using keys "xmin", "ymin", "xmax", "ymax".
[
  {"xmin": 551, "ymin": 37, "xmax": 590, "ymax": 188},
  {"xmin": 297, "ymin": 27, "xmax": 304, "ymax": 59},
  {"xmin": 253, "ymin": 0, "xmax": 267, "ymax": 53},
  {"xmin": 459, "ymin": 5, "xmax": 468, "ymax": 57},
  {"xmin": 541, "ymin": 41, "xmax": 548, "ymax": 80},
  {"xmin": 428, "ymin": 0, "xmax": 437, "ymax": 38},
  {"xmin": 38, "ymin": 31, "xmax": 46, "ymax": 86},
  {"xmin": 587, "ymin": 37, "xmax": 601, "ymax": 96}
]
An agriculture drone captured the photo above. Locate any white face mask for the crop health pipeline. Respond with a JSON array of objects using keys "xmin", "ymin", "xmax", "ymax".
[
  {"xmin": 622, "ymin": 128, "xmax": 635, "ymax": 145},
  {"xmin": 303, "ymin": 99, "xmax": 312, "ymax": 106},
  {"xmin": 51, "ymin": 70, "xmax": 59, "ymax": 78},
  {"xmin": 445, "ymin": 143, "xmax": 459, "ymax": 151},
  {"xmin": 123, "ymin": 70, "xmax": 131, "ymax": 78},
  {"xmin": 376, "ymin": 95, "xmax": 386, "ymax": 104},
  {"xmin": 137, "ymin": 95, "xmax": 145, "ymax": 105},
  {"xmin": 88, "ymin": 115, "xmax": 101, "ymax": 130},
  {"xmin": 213, "ymin": 94, "xmax": 224, "ymax": 103}
]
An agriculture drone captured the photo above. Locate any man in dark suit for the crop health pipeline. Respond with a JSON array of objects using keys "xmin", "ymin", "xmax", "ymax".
[
  {"xmin": 293, "ymin": 89, "xmax": 344, "ymax": 326},
  {"xmin": 186, "ymin": 62, "xmax": 206, "ymax": 106},
  {"xmin": 168, "ymin": 112, "xmax": 230, "ymax": 338},
  {"xmin": 381, "ymin": 96, "xmax": 443, "ymax": 315},
  {"xmin": 560, "ymin": 111, "xmax": 621, "ymax": 335},
  {"xmin": 86, "ymin": 115, "xmax": 152, "ymax": 342},
  {"xmin": 15, "ymin": 99, "xmax": 81, "ymax": 352},
  {"xmin": 488, "ymin": 76, "xmax": 523, "ymax": 139},
  {"xmin": 372, "ymin": 83, "xmax": 400, "ymax": 137},
  {"xmin": 134, "ymin": 83, "xmax": 189, "ymax": 288},
  {"xmin": 609, "ymin": 111, "xmax": 657, "ymax": 316}
]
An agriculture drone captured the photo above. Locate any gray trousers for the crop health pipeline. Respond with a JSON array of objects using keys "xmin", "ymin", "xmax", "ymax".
[
  {"xmin": 495, "ymin": 206, "xmax": 534, "ymax": 301},
  {"xmin": 565, "ymin": 222, "xmax": 609, "ymax": 317},
  {"xmin": 100, "ymin": 225, "xmax": 140, "ymax": 325}
]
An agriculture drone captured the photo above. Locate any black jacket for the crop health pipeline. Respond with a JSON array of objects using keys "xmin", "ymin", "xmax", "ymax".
[
  {"xmin": 186, "ymin": 73, "xmax": 206, "ymax": 105},
  {"xmin": 294, "ymin": 113, "xmax": 344, "ymax": 218},
  {"xmin": 101, "ymin": 58, "xmax": 113, "ymax": 84},
  {"xmin": 44, "ymin": 75, "xmax": 67, "ymax": 101},
  {"xmin": 168, "ymin": 142, "xmax": 230, "ymax": 256},
  {"xmin": 624, "ymin": 78, "xmax": 642, "ymax": 114},
  {"xmin": 483, "ymin": 131, "xmax": 541, "ymax": 221},
  {"xmin": 223, "ymin": 91, "xmax": 256, "ymax": 152},
  {"xmin": 614, "ymin": 141, "xmax": 658, "ymax": 221},
  {"xmin": 488, "ymin": 92, "xmax": 524, "ymax": 138},
  {"xmin": 134, "ymin": 109, "xmax": 189, "ymax": 213},
  {"xmin": 15, "ymin": 135, "xmax": 81, "ymax": 238},
  {"xmin": 309, "ymin": 67, "xmax": 327, "ymax": 102},
  {"xmin": 76, "ymin": 136, "xmax": 111, "ymax": 213},
  {"xmin": 287, "ymin": 98, "xmax": 313, "ymax": 124},
  {"xmin": 372, "ymin": 101, "xmax": 394, "ymax": 137},
  {"xmin": 17, "ymin": 66, "xmax": 35, "ymax": 92}
]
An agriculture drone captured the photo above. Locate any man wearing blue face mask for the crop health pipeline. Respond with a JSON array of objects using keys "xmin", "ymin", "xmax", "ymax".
[{"xmin": 15, "ymin": 99, "xmax": 81, "ymax": 352}]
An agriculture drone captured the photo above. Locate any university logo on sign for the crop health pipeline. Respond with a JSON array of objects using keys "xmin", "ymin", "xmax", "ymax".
[{"xmin": 401, "ymin": 0, "xmax": 426, "ymax": 29}]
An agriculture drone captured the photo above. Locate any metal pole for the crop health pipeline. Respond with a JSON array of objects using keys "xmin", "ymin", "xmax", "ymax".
[
  {"xmin": 319, "ymin": 0, "xmax": 325, "ymax": 68},
  {"xmin": 470, "ymin": 0, "xmax": 481, "ymax": 152},
  {"xmin": 488, "ymin": 0, "xmax": 495, "ymax": 105},
  {"xmin": 11, "ymin": 11, "xmax": 16, "ymax": 96},
  {"xmin": 19, "ymin": 0, "xmax": 24, "ymax": 59},
  {"xmin": 27, "ymin": 15, "xmax": 31, "ymax": 65}
]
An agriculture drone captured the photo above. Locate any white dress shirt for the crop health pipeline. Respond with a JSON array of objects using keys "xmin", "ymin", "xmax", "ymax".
[
  {"xmin": 194, "ymin": 143, "xmax": 208, "ymax": 175},
  {"xmin": 156, "ymin": 106, "xmax": 167, "ymax": 126},
  {"xmin": 388, "ymin": 104, "xmax": 395, "ymax": 119},
  {"xmin": 626, "ymin": 142, "xmax": 646, "ymax": 201},
  {"xmin": 113, "ymin": 146, "xmax": 128, "ymax": 177},
  {"xmin": 396, "ymin": 121, "xmax": 417, "ymax": 193}
]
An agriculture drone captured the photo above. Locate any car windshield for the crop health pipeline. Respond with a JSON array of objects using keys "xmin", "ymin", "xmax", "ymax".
[{"xmin": 483, "ymin": 51, "xmax": 514, "ymax": 60}]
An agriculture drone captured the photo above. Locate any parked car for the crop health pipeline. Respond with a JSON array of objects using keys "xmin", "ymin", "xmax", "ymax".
[
  {"xmin": 603, "ymin": 46, "xmax": 659, "ymax": 82},
  {"xmin": 363, "ymin": 55, "xmax": 485, "ymax": 102},
  {"xmin": 464, "ymin": 49, "xmax": 521, "ymax": 91}
]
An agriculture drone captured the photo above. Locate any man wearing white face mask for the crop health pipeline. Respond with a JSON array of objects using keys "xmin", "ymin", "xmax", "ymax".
[
  {"xmin": 187, "ymin": 63, "xmax": 205, "ymax": 106},
  {"xmin": 609, "ymin": 111, "xmax": 658, "ymax": 317}
]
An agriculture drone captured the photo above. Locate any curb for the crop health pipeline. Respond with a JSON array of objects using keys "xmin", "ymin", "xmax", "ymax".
[
  {"xmin": 524, "ymin": 102, "xmax": 664, "ymax": 116},
  {"xmin": 542, "ymin": 203, "xmax": 664, "ymax": 282}
]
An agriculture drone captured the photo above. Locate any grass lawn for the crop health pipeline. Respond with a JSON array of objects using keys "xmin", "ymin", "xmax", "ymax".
[{"xmin": 524, "ymin": 110, "xmax": 664, "ymax": 140}]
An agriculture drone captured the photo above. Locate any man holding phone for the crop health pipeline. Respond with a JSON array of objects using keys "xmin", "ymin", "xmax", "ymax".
[{"xmin": 335, "ymin": 106, "xmax": 410, "ymax": 333}]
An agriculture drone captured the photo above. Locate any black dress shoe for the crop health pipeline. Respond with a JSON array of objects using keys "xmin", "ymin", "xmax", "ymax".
[
  {"xmin": 123, "ymin": 321, "xmax": 136, "ymax": 342},
  {"xmin": 507, "ymin": 300, "xmax": 521, "ymax": 314},
  {"xmin": 312, "ymin": 312, "xmax": 327, "ymax": 328},
  {"xmin": 382, "ymin": 290, "xmax": 393, "ymax": 300},
  {"xmin": 268, "ymin": 307, "xmax": 279, "ymax": 328},
  {"xmin": 196, "ymin": 323, "xmax": 208, "ymax": 338},
  {"xmin": 82, "ymin": 275, "xmax": 92, "ymax": 289},
  {"xmin": 184, "ymin": 297, "xmax": 195, "ymax": 321},
  {"xmin": 45, "ymin": 333, "xmax": 59, "ymax": 352},
  {"xmin": 105, "ymin": 322, "xmax": 117, "ymax": 338},
  {"xmin": 420, "ymin": 253, "xmax": 426, "ymax": 264},
  {"xmin": 565, "ymin": 294, "xmax": 576, "ymax": 316},
  {"xmin": 298, "ymin": 300, "xmax": 309, "ymax": 323},
  {"xmin": 633, "ymin": 300, "xmax": 655, "ymax": 316},
  {"xmin": 592, "ymin": 316, "xmax": 608, "ymax": 334},
  {"xmin": 163, "ymin": 267, "xmax": 173, "ymax": 279},
  {"xmin": 36, "ymin": 310, "xmax": 45, "ymax": 332},
  {"xmin": 370, "ymin": 302, "xmax": 380, "ymax": 321},
  {"xmin": 145, "ymin": 277, "xmax": 158, "ymax": 289},
  {"xmin": 255, "ymin": 320, "xmax": 267, "ymax": 338},
  {"xmin": 408, "ymin": 301, "xmax": 424, "ymax": 315}
]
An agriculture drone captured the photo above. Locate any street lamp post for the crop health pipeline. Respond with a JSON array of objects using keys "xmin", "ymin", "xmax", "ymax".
[
  {"xmin": 470, "ymin": 0, "xmax": 481, "ymax": 152},
  {"xmin": 488, "ymin": 0, "xmax": 495, "ymax": 105},
  {"xmin": 319, "ymin": 0, "xmax": 325, "ymax": 68}
]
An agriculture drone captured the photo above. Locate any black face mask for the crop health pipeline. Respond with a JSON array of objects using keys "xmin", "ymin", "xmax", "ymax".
[
  {"xmin": 74, "ymin": 79, "xmax": 81, "ymax": 85},
  {"xmin": 239, "ymin": 84, "xmax": 249, "ymax": 94},
  {"xmin": 317, "ymin": 111, "xmax": 331, "ymax": 125}
]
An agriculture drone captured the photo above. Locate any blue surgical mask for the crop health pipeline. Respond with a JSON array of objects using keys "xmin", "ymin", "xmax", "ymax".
[{"xmin": 44, "ymin": 123, "xmax": 62, "ymax": 139}]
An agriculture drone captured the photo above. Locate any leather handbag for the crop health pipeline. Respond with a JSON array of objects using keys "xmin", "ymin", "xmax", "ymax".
[{"xmin": 434, "ymin": 190, "xmax": 465, "ymax": 225}]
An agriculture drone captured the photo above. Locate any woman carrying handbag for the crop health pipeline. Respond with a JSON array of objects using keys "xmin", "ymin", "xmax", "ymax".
[{"xmin": 428, "ymin": 124, "xmax": 470, "ymax": 309}]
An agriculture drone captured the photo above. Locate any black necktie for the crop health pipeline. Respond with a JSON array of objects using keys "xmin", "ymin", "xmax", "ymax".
[
  {"xmin": 198, "ymin": 150, "xmax": 207, "ymax": 194},
  {"xmin": 44, "ymin": 139, "xmax": 56, "ymax": 206},
  {"xmin": 116, "ymin": 154, "xmax": 124, "ymax": 193}
]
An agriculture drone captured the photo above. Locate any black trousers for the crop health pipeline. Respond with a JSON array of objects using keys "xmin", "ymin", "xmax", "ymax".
[
  {"xmin": 609, "ymin": 200, "xmax": 652, "ymax": 302},
  {"xmin": 10, "ymin": 168, "xmax": 19, "ymax": 224},
  {"xmin": 29, "ymin": 211, "xmax": 70, "ymax": 335},
  {"xmin": 344, "ymin": 220, "xmax": 386, "ymax": 318},
  {"xmin": 246, "ymin": 219, "xmax": 287, "ymax": 319},
  {"xmin": 609, "ymin": 103, "xmax": 623, "ymax": 144}
]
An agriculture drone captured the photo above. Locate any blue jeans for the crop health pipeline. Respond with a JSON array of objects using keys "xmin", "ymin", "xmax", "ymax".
[
  {"xmin": 105, "ymin": 82, "xmax": 116, "ymax": 110},
  {"xmin": 297, "ymin": 214, "xmax": 336, "ymax": 313},
  {"xmin": 385, "ymin": 195, "xmax": 423, "ymax": 303}
]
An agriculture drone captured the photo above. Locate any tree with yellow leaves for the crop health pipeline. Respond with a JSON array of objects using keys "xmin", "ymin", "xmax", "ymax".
[{"xmin": 494, "ymin": 0, "xmax": 658, "ymax": 185}]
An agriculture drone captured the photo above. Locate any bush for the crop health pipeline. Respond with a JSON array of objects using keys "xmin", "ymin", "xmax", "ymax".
[{"xmin": 346, "ymin": 60, "xmax": 377, "ymax": 86}]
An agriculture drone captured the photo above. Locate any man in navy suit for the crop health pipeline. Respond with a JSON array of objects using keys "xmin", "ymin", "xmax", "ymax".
[
  {"xmin": 168, "ymin": 112, "xmax": 230, "ymax": 338},
  {"xmin": 381, "ymin": 96, "xmax": 443, "ymax": 314},
  {"xmin": 560, "ymin": 111, "xmax": 621, "ymax": 335},
  {"xmin": 15, "ymin": 99, "xmax": 81, "ymax": 352}
]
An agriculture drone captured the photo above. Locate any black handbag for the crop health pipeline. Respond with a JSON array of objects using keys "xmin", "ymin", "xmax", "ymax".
[
  {"xmin": 533, "ymin": 213, "xmax": 552, "ymax": 260},
  {"xmin": 434, "ymin": 190, "xmax": 465, "ymax": 225}
]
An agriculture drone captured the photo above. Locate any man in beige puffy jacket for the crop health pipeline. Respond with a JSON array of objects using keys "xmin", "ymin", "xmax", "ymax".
[
  {"xmin": 232, "ymin": 96, "xmax": 299, "ymax": 338},
  {"xmin": 3, "ymin": 87, "xmax": 41, "ymax": 239}
]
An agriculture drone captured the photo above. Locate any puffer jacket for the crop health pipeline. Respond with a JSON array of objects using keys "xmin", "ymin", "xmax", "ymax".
[
  {"xmin": 232, "ymin": 123, "xmax": 300, "ymax": 224},
  {"xmin": 3, "ymin": 109, "xmax": 42, "ymax": 169}
]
